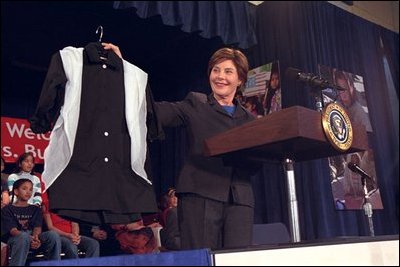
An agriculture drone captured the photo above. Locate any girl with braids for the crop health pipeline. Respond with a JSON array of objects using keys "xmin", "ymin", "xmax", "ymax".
[
  {"xmin": 8, "ymin": 152, "xmax": 42, "ymax": 206},
  {"xmin": 1, "ymin": 178, "xmax": 61, "ymax": 266}
]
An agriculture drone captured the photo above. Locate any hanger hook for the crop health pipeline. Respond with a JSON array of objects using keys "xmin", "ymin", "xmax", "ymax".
[{"xmin": 95, "ymin": 25, "xmax": 103, "ymax": 42}]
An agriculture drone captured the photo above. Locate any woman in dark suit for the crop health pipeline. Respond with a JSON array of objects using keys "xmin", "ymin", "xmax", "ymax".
[{"xmin": 106, "ymin": 45, "xmax": 259, "ymax": 250}]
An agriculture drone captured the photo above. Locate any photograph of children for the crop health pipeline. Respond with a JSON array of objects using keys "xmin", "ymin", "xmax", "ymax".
[
  {"xmin": 318, "ymin": 65, "xmax": 382, "ymax": 210},
  {"xmin": 239, "ymin": 61, "xmax": 281, "ymax": 118},
  {"xmin": 318, "ymin": 65, "xmax": 372, "ymax": 132}
]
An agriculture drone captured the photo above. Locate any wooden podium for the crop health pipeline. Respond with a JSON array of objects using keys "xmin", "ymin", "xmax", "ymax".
[{"xmin": 204, "ymin": 106, "xmax": 369, "ymax": 242}]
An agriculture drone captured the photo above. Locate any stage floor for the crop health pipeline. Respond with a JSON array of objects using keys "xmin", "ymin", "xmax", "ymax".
[
  {"xmin": 211, "ymin": 235, "xmax": 399, "ymax": 266},
  {"xmin": 30, "ymin": 235, "xmax": 399, "ymax": 266}
]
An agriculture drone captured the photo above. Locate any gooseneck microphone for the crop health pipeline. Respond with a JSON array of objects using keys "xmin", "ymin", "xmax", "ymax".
[
  {"xmin": 347, "ymin": 162, "xmax": 372, "ymax": 179},
  {"xmin": 285, "ymin": 67, "xmax": 346, "ymax": 91}
]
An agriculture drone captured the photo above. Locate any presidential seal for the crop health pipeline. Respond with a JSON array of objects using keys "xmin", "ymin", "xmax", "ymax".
[{"xmin": 322, "ymin": 102, "xmax": 353, "ymax": 152}]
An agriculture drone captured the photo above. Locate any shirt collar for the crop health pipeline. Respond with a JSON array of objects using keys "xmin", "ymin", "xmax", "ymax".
[
  {"xmin": 207, "ymin": 93, "xmax": 240, "ymax": 107},
  {"xmin": 208, "ymin": 93, "xmax": 247, "ymax": 118},
  {"xmin": 84, "ymin": 42, "xmax": 121, "ymax": 70}
]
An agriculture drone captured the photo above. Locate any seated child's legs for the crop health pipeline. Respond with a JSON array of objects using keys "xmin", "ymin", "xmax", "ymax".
[
  {"xmin": 39, "ymin": 230, "xmax": 61, "ymax": 261},
  {"xmin": 7, "ymin": 231, "xmax": 30, "ymax": 266},
  {"xmin": 79, "ymin": 236, "xmax": 100, "ymax": 258}
]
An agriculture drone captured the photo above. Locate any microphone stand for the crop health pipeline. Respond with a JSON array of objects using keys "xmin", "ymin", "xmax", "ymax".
[
  {"xmin": 361, "ymin": 175, "xmax": 375, "ymax": 237},
  {"xmin": 310, "ymin": 88, "xmax": 324, "ymax": 112}
]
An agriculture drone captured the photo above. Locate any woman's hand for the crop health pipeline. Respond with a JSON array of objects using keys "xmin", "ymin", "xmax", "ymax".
[{"xmin": 102, "ymin": 43, "xmax": 122, "ymax": 59}]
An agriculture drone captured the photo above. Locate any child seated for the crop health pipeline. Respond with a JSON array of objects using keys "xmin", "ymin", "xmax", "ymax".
[
  {"xmin": 42, "ymin": 191, "xmax": 100, "ymax": 259},
  {"xmin": 1, "ymin": 178, "xmax": 61, "ymax": 266}
]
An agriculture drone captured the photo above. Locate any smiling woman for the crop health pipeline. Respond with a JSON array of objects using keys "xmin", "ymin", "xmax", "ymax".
[
  {"xmin": 208, "ymin": 48, "xmax": 248, "ymax": 106},
  {"xmin": 144, "ymin": 46, "xmax": 261, "ymax": 250}
]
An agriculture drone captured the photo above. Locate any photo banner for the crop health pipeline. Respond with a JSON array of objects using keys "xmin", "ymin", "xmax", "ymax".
[
  {"xmin": 240, "ymin": 61, "xmax": 281, "ymax": 118},
  {"xmin": 318, "ymin": 65, "xmax": 383, "ymax": 210},
  {"xmin": 1, "ymin": 116, "xmax": 50, "ymax": 163}
]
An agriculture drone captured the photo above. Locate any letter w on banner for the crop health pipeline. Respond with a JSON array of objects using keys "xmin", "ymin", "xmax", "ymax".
[{"xmin": 1, "ymin": 116, "xmax": 50, "ymax": 163}]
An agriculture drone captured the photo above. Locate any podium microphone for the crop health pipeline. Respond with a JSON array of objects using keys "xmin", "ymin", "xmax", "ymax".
[
  {"xmin": 285, "ymin": 67, "xmax": 346, "ymax": 91},
  {"xmin": 347, "ymin": 162, "xmax": 372, "ymax": 179}
]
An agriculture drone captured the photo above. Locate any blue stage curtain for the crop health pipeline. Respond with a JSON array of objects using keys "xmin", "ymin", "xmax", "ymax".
[
  {"xmin": 246, "ymin": 1, "xmax": 399, "ymax": 240},
  {"xmin": 30, "ymin": 249, "xmax": 211, "ymax": 266},
  {"xmin": 113, "ymin": 1, "xmax": 257, "ymax": 49},
  {"xmin": 380, "ymin": 28, "xmax": 399, "ymax": 96}
]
